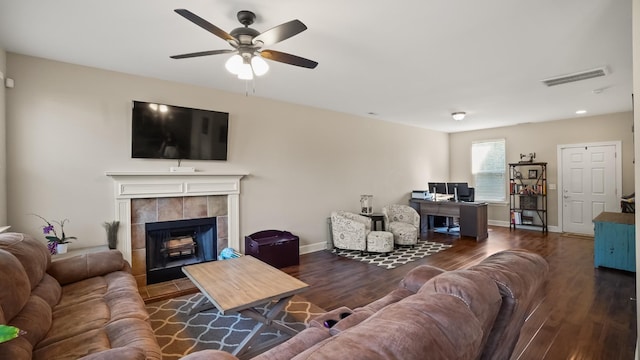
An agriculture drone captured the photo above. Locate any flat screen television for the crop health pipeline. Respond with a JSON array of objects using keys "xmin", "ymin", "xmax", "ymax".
[{"xmin": 131, "ymin": 100, "xmax": 229, "ymax": 160}]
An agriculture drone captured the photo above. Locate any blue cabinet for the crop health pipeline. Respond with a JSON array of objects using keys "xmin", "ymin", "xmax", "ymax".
[{"xmin": 593, "ymin": 212, "xmax": 635, "ymax": 272}]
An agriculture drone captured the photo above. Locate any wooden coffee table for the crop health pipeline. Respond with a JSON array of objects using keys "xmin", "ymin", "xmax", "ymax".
[{"xmin": 182, "ymin": 255, "xmax": 309, "ymax": 358}]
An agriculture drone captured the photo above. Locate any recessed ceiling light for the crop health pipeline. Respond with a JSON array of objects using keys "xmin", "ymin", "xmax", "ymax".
[
  {"xmin": 452, "ymin": 112, "xmax": 466, "ymax": 121},
  {"xmin": 576, "ymin": 110, "xmax": 587, "ymax": 115}
]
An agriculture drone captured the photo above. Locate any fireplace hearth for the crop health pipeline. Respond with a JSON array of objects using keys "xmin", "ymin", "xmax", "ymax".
[{"xmin": 146, "ymin": 217, "xmax": 217, "ymax": 285}]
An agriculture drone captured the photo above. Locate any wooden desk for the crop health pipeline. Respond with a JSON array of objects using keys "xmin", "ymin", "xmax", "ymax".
[
  {"xmin": 409, "ymin": 199, "xmax": 488, "ymax": 241},
  {"xmin": 182, "ymin": 256, "xmax": 309, "ymax": 358}
]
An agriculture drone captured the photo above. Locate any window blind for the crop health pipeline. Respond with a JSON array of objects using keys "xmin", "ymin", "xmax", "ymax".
[{"xmin": 472, "ymin": 139, "xmax": 506, "ymax": 202}]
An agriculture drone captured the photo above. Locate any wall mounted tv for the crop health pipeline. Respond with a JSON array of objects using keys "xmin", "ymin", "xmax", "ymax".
[{"xmin": 131, "ymin": 100, "xmax": 229, "ymax": 161}]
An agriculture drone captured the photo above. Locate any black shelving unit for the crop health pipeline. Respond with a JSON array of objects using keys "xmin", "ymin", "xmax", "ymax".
[{"xmin": 509, "ymin": 162, "xmax": 548, "ymax": 233}]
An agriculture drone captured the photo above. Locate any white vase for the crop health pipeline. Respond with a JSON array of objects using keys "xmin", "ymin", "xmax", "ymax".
[{"xmin": 56, "ymin": 243, "xmax": 68, "ymax": 254}]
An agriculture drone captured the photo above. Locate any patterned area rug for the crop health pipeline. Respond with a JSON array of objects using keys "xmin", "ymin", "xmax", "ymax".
[
  {"xmin": 146, "ymin": 292, "xmax": 325, "ymax": 359},
  {"xmin": 333, "ymin": 239, "xmax": 452, "ymax": 269}
]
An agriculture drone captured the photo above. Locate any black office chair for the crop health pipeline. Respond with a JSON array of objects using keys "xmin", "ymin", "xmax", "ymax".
[{"xmin": 458, "ymin": 187, "xmax": 475, "ymax": 202}]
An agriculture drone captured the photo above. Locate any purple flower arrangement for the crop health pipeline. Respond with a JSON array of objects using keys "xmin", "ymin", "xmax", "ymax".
[{"xmin": 31, "ymin": 214, "xmax": 77, "ymax": 254}]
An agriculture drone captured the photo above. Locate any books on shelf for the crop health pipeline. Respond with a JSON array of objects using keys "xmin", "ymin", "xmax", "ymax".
[
  {"xmin": 511, "ymin": 211, "xmax": 535, "ymax": 225},
  {"xmin": 510, "ymin": 182, "xmax": 545, "ymax": 195},
  {"xmin": 511, "ymin": 211, "xmax": 521, "ymax": 224}
]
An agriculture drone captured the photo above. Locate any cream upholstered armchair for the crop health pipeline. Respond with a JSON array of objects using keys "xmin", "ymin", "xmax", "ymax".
[
  {"xmin": 330, "ymin": 211, "xmax": 372, "ymax": 252},
  {"xmin": 382, "ymin": 204, "xmax": 420, "ymax": 246}
]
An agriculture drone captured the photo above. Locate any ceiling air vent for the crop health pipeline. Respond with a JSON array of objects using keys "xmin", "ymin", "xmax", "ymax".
[{"xmin": 541, "ymin": 66, "xmax": 609, "ymax": 87}]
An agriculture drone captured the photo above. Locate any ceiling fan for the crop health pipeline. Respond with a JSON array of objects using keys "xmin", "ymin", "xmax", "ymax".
[{"xmin": 170, "ymin": 9, "xmax": 318, "ymax": 80}]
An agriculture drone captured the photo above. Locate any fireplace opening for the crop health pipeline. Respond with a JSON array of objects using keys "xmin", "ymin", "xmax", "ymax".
[{"xmin": 145, "ymin": 217, "xmax": 217, "ymax": 285}]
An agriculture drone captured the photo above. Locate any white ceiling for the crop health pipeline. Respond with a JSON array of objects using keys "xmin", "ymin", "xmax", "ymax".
[{"xmin": 0, "ymin": 0, "xmax": 633, "ymax": 133}]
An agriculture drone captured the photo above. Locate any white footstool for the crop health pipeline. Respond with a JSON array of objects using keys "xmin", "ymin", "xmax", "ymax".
[{"xmin": 366, "ymin": 231, "xmax": 394, "ymax": 254}]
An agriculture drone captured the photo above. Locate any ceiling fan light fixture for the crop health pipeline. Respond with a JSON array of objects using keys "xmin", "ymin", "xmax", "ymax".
[
  {"xmin": 172, "ymin": 9, "xmax": 318, "ymax": 81},
  {"xmin": 251, "ymin": 56, "xmax": 269, "ymax": 76},
  {"xmin": 452, "ymin": 112, "xmax": 466, "ymax": 121},
  {"xmin": 237, "ymin": 62, "xmax": 254, "ymax": 80},
  {"xmin": 225, "ymin": 54, "xmax": 243, "ymax": 75}
]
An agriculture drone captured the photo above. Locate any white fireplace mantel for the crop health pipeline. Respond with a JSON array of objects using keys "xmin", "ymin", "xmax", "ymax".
[{"xmin": 105, "ymin": 171, "xmax": 247, "ymax": 263}]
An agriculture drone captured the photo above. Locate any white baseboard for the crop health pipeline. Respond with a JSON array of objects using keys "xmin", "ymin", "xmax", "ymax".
[
  {"xmin": 489, "ymin": 220, "xmax": 560, "ymax": 233},
  {"xmin": 300, "ymin": 242, "xmax": 328, "ymax": 255}
]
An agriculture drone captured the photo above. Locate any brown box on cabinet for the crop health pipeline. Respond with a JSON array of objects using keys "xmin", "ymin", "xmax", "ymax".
[{"xmin": 244, "ymin": 230, "xmax": 300, "ymax": 268}]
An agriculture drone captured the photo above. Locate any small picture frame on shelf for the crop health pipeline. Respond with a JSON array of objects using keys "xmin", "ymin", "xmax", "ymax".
[{"xmin": 528, "ymin": 169, "xmax": 538, "ymax": 179}]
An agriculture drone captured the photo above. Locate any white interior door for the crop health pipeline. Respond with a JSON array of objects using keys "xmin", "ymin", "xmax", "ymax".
[{"xmin": 560, "ymin": 143, "xmax": 619, "ymax": 235}]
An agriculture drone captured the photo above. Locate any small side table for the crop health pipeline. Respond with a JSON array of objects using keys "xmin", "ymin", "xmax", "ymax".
[{"xmin": 361, "ymin": 213, "xmax": 385, "ymax": 231}]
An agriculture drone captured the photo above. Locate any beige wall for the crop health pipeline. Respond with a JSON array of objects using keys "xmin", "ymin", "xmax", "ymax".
[
  {"xmin": 449, "ymin": 112, "xmax": 634, "ymax": 228},
  {"xmin": 5, "ymin": 53, "xmax": 449, "ymax": 251},
  {"xmin": 6, "ymin": 52, "xmax": 634, "ymax": 251}
]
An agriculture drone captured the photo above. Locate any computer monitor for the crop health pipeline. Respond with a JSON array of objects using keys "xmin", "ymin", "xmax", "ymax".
[
  {"xmin": 428, "ymin": 182, "xmax": 447, "ymax": 194},
  {"xmin": 447, "ymin": 182, "xmax": 470, "ymax": 198}
]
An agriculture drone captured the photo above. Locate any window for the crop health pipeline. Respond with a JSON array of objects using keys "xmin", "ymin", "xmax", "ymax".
[{"xmin": 472, "ymin": 139, "xmax": 506, "ymax": 202}]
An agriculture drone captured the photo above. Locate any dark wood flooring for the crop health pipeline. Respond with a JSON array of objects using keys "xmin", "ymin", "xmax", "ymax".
[{"xmin": 282, "ymin": 226, "xmax": 637, "ymax": 360}]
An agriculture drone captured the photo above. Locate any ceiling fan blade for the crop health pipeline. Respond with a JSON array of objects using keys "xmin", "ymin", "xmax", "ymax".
[
  {"xmin": 170, "ymin": 49, "xmax": 235, "ymax": 59},
  {"xmin": 260, "ymin": 50, "xmax": 318, "ymax": 69},
  {"xmin": 174, "ymin": 9, "xmax": 237, "ymax": 44},
  {"xmin": 253, "ymin": 20, "xmax": 307, "ymax": 47}
]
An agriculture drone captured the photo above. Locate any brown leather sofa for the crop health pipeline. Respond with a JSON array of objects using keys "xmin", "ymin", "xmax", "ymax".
[
  {"xmin": 0, "ymin": 232, "xmax": 161, "ymax": 360},
  {"xmin": 181, "ymin": 249, "xmax": 549, "ymax": 360}
]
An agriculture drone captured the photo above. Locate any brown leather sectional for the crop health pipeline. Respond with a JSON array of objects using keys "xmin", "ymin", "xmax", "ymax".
[
  {"xmin": 182, "ymin": 249, "xmax": 549, "ymax": 360},
  {"xmin": 0, "ymin": 232, "xmax": 161, "ymax": 360}
]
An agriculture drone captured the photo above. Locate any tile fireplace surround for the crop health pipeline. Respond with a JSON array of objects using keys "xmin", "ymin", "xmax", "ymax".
[{"xmin": 106, "ymin": 171, "xmax": 246, "ymax": 287}]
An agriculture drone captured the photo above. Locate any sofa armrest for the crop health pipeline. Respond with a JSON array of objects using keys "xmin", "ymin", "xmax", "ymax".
[
  {"xmin": 328, "ymin": 309, "xmax": 374, "ymax": 335},
  {"xmin": 308, "ymin": 306, "xmax": 352, "ymax": 329},
  {"xmin": 337, "ymin": 211, "xmax": 372, "ymax": 231},
  {"xmin": 307, "ymin": 306, "xmax": 376, "ymax": 336},
  {"xmin": 400, "ymin": 265, "xmax": 445, "ymax": 293},
  {"xmin": 180, "ymin": 350, "xmax": 240, "ymax": 360},
  {"xmin": 256, "ymin": 327, "xmax": 331, "ymax": 359},
  {"xmin": 47, "ymin": 250, "xmax": 129, "ymax": 285}
]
